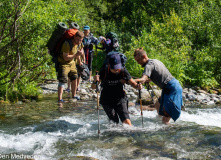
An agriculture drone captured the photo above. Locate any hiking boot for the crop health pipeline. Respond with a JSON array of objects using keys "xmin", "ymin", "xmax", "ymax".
[
  {"xmin": 58, "ymin": 99, "xmax": 65, "ymax": 103},
  {"xmin": 72, "ymin": 96, "xmax": 80, "ymax": 100}
]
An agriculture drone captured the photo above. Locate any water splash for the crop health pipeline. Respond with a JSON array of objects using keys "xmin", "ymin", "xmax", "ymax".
[{"xmin": 180, "ymin": 108, "xmax": 221, "ymax": 127}]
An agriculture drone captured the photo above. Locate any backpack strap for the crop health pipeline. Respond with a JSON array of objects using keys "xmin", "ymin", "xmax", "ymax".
[
  {"xmin": 66, "ymin": 39, "xmax": 73, "ymax": 51},
  {"xmin": 103, "ymin": 66, "xmax": 125, "ymax": 81},
  {"xmin": 104, "ymin": 66, "xmax": 110, "ymax": 81}
]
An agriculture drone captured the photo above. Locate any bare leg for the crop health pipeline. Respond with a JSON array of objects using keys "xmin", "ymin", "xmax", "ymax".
[
  {"xmin": 89, "ymin": 71, "xmax": 92, "ymax": 81},
  {"xmin": 123, "ymin": 119, "xmax": 132, "ymax": 126},
  {"xmin": 58, "ymin": 86, "xmax": 63, "ymax": 101},
  {"xmin": 162, "ymin": 116, "xmax": 171, "ymax": 125},
  {"xmin": 77, "ymin": 77, "xmax": 80, "ymax": 90},
  {"xmin": 71, "ymin": 79, "xmax": 77, "ymax": 97},
  {"xmin": 154, "ymin": 100, "xmax": 161, "ymax": 114},
  {"xmin": 67, "ymin": 78, "xmax": 71, "ymax": 90}
]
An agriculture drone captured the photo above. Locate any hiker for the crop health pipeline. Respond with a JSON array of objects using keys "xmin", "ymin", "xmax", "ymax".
[
  {"xmin": 133, "ymin": 48, "xmax": 183, "ymax": 125},
  {"xmin": 57, "ymin": 31, "xmax": 84, "ymax": 102},
  {"xmin": 96, "ymin": 32, "xmax": 119, "ymax": 55},
  {"xmin": 96, "ymin": 36, "xmax": 108, "ymax": 54},
  {"xmin": 83, "ymin": 25, "xmax": 98, "ymax": 82},
  {"xmin": 91, "ymin": 54, "xmax": 142, "ymax": 126},
  {"xmin": 65, "ymin": 22, "xmax": 82, "ymax": 92}
]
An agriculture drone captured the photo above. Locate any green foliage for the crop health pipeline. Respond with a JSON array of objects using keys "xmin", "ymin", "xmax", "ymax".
[
  {"xmin": 92, "ymin": 50, "xmax": 106, "ymax": 73},
  {"xmin": 0, "ymin": 0, "xmax": 220, "ymax": 102},
  {"xmin": 125, "ymin": 10, "xmax": 191, "ymax": 86},
  {"xmin": 124, "ymin": 1, "xmax": 220, "ymax": 88},
  {"xmin": 0, "ymin": 0, "xmax": 82, "ymax": 101}
]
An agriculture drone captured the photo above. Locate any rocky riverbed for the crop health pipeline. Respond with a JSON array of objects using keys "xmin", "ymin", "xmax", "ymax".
[{"xmin": 39, "ymin": 79, "xmax": 221, "ymax": 107}]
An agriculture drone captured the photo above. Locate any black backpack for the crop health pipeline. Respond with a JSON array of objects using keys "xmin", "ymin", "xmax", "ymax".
[
  {"xmin": 46, "ymin": 22, "xmax": 78, "ymax": 71},
  {"xmin": 76, "ymin": 63, "xmax": 90, "ymax": 80}
]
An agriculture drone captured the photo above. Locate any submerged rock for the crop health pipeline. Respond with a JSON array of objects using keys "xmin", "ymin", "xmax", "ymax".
[{"xmin": 59, "ymin": 156, "xmax": 98, "ymax": 160}]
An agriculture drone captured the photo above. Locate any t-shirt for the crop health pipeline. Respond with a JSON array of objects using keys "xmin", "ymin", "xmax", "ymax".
[
  {"xmin": 58, "ymin": 40, "xmax": 83, "ymax": 65},
  {"xmin": 143, "ymin": 59, "xmax": 174, "ymax": 89},
  {"xmin": 99, "ymin": 67, "xmax": 132, "ymax": 104}
]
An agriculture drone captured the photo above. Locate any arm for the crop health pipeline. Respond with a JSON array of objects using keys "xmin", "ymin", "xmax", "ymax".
[
  {"xmin": 134, "ymin": 75, "xmax": 150, "ymax": 84},
  {"xmin": 81, "ymin": 49, "xmax": 85, "ymax": 64},
  {"xmin": 96, "ymin": 38, "xmax": 106, "ymax": 50},
  {"xmin": 76, "ymin": 48, "xmax": 84, "ymax": 65},
  {"xmin": 96, "ymin": 45, "xmax": 105, "ymax": 50},
  {"xmin": 63, "ymin": 49, "xmax": 83, "ymax": 62},
  {"xmin": 91, "ymin": 74, "xmax": 101, "ymax": 89},
  {"xmin": 76, "ymin": 56, "xmax": 81, "ymax": 65},
  {"xmin": 128, "ymin": 78, "xmax": 142, "ymax": 90}
]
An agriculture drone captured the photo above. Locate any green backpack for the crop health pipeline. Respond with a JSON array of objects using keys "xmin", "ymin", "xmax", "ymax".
[{"xmin": 105, "ymin": 32, "xmax": 119, "ymax": 51}]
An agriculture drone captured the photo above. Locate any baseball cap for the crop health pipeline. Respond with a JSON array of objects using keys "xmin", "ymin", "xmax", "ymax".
[
  {"xmin": 83, "ymin": 25, "xmax": 90, "ymax": 30},
  {"xmin": 109, "ymin": 54, "xmax": 122, "ymax": 69}
]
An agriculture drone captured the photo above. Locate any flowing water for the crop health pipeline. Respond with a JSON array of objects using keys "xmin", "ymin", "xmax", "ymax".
[{"xmin": 0, "ymin": 94, "xmax": 221, "ymax": 160}]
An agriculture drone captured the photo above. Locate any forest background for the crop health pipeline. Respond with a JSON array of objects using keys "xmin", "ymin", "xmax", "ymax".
[{"xmin": 0, "ymin": 0, "xmax": 220, "ymax": 102}]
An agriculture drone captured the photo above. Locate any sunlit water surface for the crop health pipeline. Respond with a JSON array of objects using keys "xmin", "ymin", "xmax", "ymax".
[{"xmin": 0, "ymin": 94, "xmax": 220, "ymax": 160}]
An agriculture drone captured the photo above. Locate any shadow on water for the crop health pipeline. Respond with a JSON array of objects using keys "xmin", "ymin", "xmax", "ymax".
[{"xmin": 0, "ymin": 93, "xmax": 221, "ymax": 160}]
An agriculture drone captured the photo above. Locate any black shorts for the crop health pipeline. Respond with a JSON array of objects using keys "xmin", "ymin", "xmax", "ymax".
[{"xmin": 101, "ymin": 99, "xmax": 129, "ymax": 124}]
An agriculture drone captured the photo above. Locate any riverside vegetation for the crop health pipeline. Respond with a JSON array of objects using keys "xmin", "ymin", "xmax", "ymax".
[{"xmin": 0, "ymin": 0, "xmax": 220, "ymax": 103}]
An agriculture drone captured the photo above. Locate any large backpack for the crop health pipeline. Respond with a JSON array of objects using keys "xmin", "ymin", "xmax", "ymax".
[
  {"xmin": 105, "ymin": 32, "xmax": 119, "ymax": 52},
  {"xmin": 46, "ymin": 22, "xmax": 78, "ymax": 71},
  {"xmin": 76, "ymin": 63, "xmax": 90, "ymax": 81}
]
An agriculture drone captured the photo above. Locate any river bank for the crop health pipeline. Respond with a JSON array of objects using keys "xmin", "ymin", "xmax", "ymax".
[{"xmin": 39, "ymin": 79, "xmax": 221, "ymax": 107}]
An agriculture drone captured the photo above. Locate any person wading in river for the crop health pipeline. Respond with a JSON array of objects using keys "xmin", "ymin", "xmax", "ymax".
[
  {"xmin": 133, "ymin": 48, "xmax": 183, "ymax": 125},
  {"xmin": 57, "ymin": 31, "xmax": 84, "ymax": 102},
  {"xmin": 91, "ymin": 54, "xmax": 142, "ymax": 126}
]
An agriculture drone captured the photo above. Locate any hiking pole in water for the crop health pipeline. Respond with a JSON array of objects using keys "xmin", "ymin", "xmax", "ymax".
[
  {"xmin": 95, "ymin": 71, "xmax": 100, "ymax": 137},
  {"xmin": 138, "ymin": 81, "xmax": 144, "ymax": 128}
]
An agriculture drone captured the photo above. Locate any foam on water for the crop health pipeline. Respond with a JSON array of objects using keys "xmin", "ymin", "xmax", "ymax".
[
  {"xmin": 179, "ymin": 108, "xmax": 221, "ymax": 127},
  {"xmin": 0, "ymin": 105, "xmax": 220, "ymax": 159},
  {"xmin": 0, "ymin": 131, "xmax": 57, "ymax": 159}
]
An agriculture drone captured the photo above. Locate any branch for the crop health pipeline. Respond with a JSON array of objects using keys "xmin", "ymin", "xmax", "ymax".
[{"xmin": 16, "ymin": 0, "xmax": 30, "ymax": 22}]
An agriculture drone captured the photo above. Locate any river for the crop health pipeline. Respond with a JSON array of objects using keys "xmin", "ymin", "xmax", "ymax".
[{"xmin": 0, "ymin": 93, "xmax": 220, "ymax": 160}]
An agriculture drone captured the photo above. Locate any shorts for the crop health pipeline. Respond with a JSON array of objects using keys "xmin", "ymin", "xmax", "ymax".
[
  {"xmin": 159, "ymin": 78, "xmax": 183, "ymax": 122},
  {"xmin": 101, "ymin": 96, "xmax": 129, "ymax": 124},
  {"xmin": 57, "ymin": 62, "xmax": 78, "ymax": 83}
]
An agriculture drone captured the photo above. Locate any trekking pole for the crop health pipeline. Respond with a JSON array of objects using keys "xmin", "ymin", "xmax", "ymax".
[
  {"xmin": 145, "ymin": 82, "xmax": 155, "ymax": 103},
  {"xmin": 95, "ymin": 71, "xmax": 100, "ymax": 137},
  {"xmin": 145, "ymin": 82, "xmax": 158, "ymax": 100},
  {"xmin": 95, "ymin": 45, "xmax": 98, "ymax": 71},
  {"xmin": 138, "ymin": 81, "xmax": 144, "ymax": 128}
]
